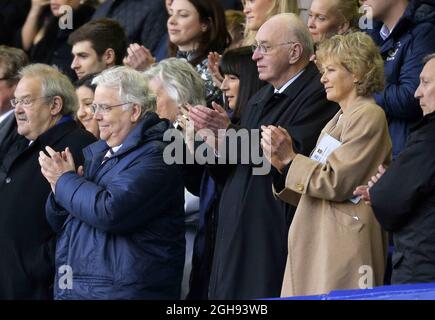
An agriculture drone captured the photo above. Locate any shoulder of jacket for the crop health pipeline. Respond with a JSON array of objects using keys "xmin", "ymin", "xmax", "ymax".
[{"xmin": 344, "ymin": 102, "xmax": 387, "ymax": 129}]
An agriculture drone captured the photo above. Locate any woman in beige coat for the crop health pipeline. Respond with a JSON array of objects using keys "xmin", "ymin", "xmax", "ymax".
[{"xmin": 261, "ymin": 32, "xmax": 391, "ymax": 297}]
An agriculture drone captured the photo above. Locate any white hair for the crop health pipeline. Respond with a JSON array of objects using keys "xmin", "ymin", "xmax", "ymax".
[
  {"xmin": 92, "ymin": 66, "xmax": 156, "ymax": 118},
  {"xmin": 143, "ymin": 58, "xmax": 206, "ymax": 106}
]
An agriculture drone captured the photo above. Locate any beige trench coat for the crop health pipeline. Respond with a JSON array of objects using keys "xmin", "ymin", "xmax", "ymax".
[{"xmin": 277, "ymin": 99, "xmax": 391, "ymax": 297}]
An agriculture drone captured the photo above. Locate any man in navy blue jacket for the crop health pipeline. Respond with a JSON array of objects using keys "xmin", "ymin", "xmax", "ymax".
[
  {"xmin": 40, "ymin": 66, "xmax": 185, "ymax": 299},
  {"xmin": 362, "ymin": 0, "xmax": 435, "ymax": 158}
]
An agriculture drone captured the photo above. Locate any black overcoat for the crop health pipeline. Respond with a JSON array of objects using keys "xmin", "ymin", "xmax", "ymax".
[
  {"xmin": 371, "ymin": 112, "xmax": 435, "ymax": 284},
  {"xmin": 0, "ymin": 120, "xmax": 96, "ymax": 299},
  {"xmin": 208, "ymin": 62, "xmax": 339, "ymax": 299}
]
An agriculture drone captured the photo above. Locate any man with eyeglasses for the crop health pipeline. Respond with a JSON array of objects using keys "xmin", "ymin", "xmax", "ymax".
[
  {"xmin": 0, "ymin": 64, "xmax": 96, "ymax": 299},
  {"xmin": 38, "ymin": 66, "xmax": 185, "ymax": 299},
  {"xmin": 188, "ymin": 13, "xmax": 339, "ymax": 299},
  {"xmin": 0, "ymin": 46, "xmax": 28, "ymax": 163}
]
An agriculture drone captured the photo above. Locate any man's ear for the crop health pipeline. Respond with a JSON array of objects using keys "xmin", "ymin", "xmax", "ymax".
[
  {"xmin": 130, "ymin": 104, "xmax": 142, "ymax": 122},
  {"xmin": 50, "ymin": 96, "xmax": 63, "ymax": 116},
  {"xmin": 102, "ymin": 48, "xmax": 116, "ymax": 66},
  {"xmin": 289, "ymin": 43, "xmax": 303, "ymax": 64}
]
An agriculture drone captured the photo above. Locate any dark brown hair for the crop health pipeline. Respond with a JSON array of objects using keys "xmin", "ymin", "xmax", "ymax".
[
  {"xmin": 168, "ymin": 0, "xmax": 231, "ymax": 65},
  {"xmin": 68, "ymin": 18, "xmax": 128, "ymax": 66}
]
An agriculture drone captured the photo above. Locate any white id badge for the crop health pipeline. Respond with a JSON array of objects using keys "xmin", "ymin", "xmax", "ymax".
[{"xmin": 310, "ymin": 134, "xmax": 342, "ymax": 164}]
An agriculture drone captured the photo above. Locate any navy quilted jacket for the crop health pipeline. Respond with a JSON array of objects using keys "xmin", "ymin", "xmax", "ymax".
[
  {"xmin": 46, "ymin": 113, "xmax": 185, "ymax": 299},
  {"xmin": 367, "ymin": 0, "xmax": 435, "ymax": 158}
]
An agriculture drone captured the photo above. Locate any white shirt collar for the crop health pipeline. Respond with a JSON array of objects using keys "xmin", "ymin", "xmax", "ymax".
[
  {"xmin": 0, "ymin": 109, "xmax": 14, "ymax": 124},
  {"xmin": 380, "ymin": 24, "xmax": 395, "ymax": 41},
  {"xmin": 274, "ymin": 68, "xmax": 305, "ymax": 94},
  {"xmin": 104, "ymin": 144, "xmax": 122, "ymax": 158}
]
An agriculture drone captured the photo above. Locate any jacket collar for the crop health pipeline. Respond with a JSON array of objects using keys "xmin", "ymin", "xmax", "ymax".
[
  {"xmin": 374, "ymin": 0, "xmax": 435, "ymax": 43},
  {"xmin": 32, "ymin": 118, "xmax": 78, "ymax": 149},
  {"xmin": 256, "ymin": 61, "xmax": 319, "ymax": 105},
  {"xmin": 84, "ymin": 112, "xmax": 169, "ymax": 160},
  {"xmin": 410, "ymin": 110, "xmax": 435, "ymax": 140}
]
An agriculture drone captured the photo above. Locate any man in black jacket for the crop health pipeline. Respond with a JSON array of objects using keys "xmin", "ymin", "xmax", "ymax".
[
  {"xmin": 188, "ymin": 13, "xmax": 339, "ymax": 299},
  {"xmin": 0, "ymin": 64, "xmax": 96, "ymax": 299},
  {"xmin": 0, "ymin": 46, "xmax": 28, "ymax": 164},
  {"xmin": 354, "ymin": 54, "xmax": 435, "ymax": 284}
]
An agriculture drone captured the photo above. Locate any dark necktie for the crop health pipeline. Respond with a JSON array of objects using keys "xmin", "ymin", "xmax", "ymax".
[{"xmin": 102, "ymin": 148, "xmax": 114, "ymax": 164}]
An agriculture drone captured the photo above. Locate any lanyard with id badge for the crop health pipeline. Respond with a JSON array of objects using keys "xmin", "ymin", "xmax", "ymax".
[{"xmin": 310, "ymin": 133, "xmax": 361, "ymax": 205}]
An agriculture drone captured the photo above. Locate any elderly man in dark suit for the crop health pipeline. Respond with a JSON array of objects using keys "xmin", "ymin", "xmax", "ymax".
[
  {"xmin": 0, "ymin": 46, "xmax": 28, "ymax": 163},
  {"xmin": 188, "ymin": 13, "xmax": 339, "ymax": 299},
  {"xmin": 0, "ymin": 64, "xmax": 96, "ymax": 299}
]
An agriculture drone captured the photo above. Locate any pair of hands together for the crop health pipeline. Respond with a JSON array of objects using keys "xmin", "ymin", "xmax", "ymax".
[
  {"xmin": 123, "ymin": 43, "xmax": 156, "ymax": 71},
  {"xmin": 186, "ymin": 102, "xmax": 296, "ymax": 171},
  {"xmin": 38, "ymin": 146, "xmax": 82, "ymax": 193},
  {"xmin": 353, "ymin": 165, "xmax": 387, "ymax": 205}
]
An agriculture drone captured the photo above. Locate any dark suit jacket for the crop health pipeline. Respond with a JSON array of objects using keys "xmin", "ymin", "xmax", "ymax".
[
  {"xmin": 0, "ymin": 112, "xmax": 24, "ymax": 165},
  {"xmin": 0, "ymin": 120, "xmax": 96, "ymax": 299},
  {"xmin": 208, "ymin": 62, "xmax": 340, "ymax": 299},
  {"xmin": 371, "ymin": 111, "xmax": 435, "ymax": 284}
]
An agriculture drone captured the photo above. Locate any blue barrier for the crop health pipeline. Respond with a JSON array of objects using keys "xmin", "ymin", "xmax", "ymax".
[{"xmin": 281, "ymin": 282, "xmax": 435, "ymax": 300}]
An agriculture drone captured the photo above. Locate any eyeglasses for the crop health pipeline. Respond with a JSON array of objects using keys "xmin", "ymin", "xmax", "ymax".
[
  {"xmin": 90, "ymin": 102, "xmax": 131, "ymax": 114},
  {"xmin": 252, "ymin": 41, "xmax": 297, "ymax": 54},
  {"xmin": 10, "ymin": 96, "xmax": 54, "ymax": 108}
]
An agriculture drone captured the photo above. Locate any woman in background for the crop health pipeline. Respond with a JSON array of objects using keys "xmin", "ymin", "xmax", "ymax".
[
  {"xmin": 127, "ymin": 0, "xmax": 230, "ymax": 107},
  {"xmin": 19, "ymin": 0, "xmax": 94, "ymax": 79},
  {"xmin": 74, "ymin": 73, "xmax": 99, "ymax": 138},
  {"xmin": 307, "ymin": 0, "xmax": 360, "ymax": 47},
  {"xmin": 242, "ymin": 0, "xmax": 298, "ymax": 45}
]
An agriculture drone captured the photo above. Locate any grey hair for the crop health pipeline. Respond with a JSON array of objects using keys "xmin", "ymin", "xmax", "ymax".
[
  {"xmin": 276, "ymin": 13, "xmax": 314, "ymax": 60},
  {"xmin": 143, "ymin": 58, "xmax": 206, "ymax": 106},
  {"xmin": 424, "ymin": 53, "xmax": 435, "ymax": 64},
  {"xmin": 19, "ymin": 63, "xmax": 78, "ymax": 116},
  {"xmin": 92, "ymin": 66, "xmax": 156, "ymax": 118}
]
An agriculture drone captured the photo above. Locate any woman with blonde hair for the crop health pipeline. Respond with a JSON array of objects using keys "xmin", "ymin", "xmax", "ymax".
[
  {"xmin": 261, "ymin": 32, "xmax": 391, "ymax": 296},
  {"xmin": 307, "ymin": 0, "xmax": 361, "ymax": 46},
  {"xmin": 242, "ymin": 0, "xmax": 299, "ymax": 45}
]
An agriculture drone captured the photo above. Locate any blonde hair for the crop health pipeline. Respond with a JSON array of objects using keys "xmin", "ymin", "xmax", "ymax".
[
  {"xmin": 316, "ymin": 32, "xmax": 384, "ymax": 96},
  {"xmin": 331, "ymin": 0, "xmax": 361, "ymax": 31},
  {"xmin": 225, "ymin": 10, "xmax": 245, "ymax": 49},
  {"xmin": 143, "ymin": 58, "xmax": 206, "ymax": 107},
  {"xmin": 242, "ymin": 0, "xmax": 299, "ymax": 45}
]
